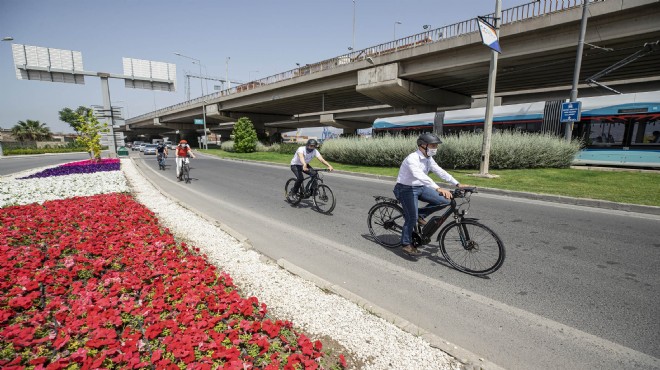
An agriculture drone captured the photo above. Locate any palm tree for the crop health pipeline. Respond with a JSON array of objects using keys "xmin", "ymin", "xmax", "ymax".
[{"xmin": 11, "ymin": 120, "xmax": 53, "ymax": 142}]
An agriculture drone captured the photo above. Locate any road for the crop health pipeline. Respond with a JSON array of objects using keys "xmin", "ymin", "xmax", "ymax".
[
  {"xmin": 6, "ymin": 152, "xmax": 660, "ymax": 369},
  {"xmin": 0, "ymin": 152, "xmax": 94, "ymax": 176}
]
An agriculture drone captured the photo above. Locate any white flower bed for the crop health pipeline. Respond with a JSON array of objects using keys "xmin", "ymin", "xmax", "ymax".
[{"xmin": 0, "ymin": 167, "xmax": 129, "ymax": 208}]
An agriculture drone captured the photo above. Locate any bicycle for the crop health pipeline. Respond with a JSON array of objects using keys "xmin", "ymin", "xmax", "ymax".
[
  {"xmin": 284, "ymin": 169, "xmax": 335, "ymax": 214},
  {"xmin": 157, "ymin": 153, "xmax": 167, "ymax": 170},
  {"xmin": 367, "ymin": 187, "xmax": 505, "ymax": 276},
  {"xmin": 178, "ymin": 156, "xmax": 191, "ymax": 184}
]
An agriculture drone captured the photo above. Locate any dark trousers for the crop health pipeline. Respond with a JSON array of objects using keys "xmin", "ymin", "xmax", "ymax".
[
  {"xmin": 290, "ymin": 165, "xmax": 315, "ymax": 194},
  {"xmin": 393, "ymin": 183, "xmax": 450, "ymax": 245}
]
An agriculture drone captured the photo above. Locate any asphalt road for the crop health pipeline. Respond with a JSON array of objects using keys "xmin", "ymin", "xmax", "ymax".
[
  {"xmin": 5, "ymin": 152, "xmax": 660, "ymax": 369},
  {"xmin": 0, "ymin": 152, "xmax": 94, "ymax": 176}
]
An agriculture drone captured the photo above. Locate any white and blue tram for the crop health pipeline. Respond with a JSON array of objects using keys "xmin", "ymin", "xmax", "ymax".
[{"xmin": 372, "ymin": 91, "xmax": 660, "ymax": 168}]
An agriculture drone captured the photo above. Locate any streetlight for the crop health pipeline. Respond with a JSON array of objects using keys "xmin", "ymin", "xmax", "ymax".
[
  {"xmin": 174, "ymin": 52, "xmax": 208, "ymax": 149},
  {"xmin": 2, "ymin": 37, "xmax": 13, "ymax": 41},
  {"xmin": 394, "ymin": 21, "xmax": 402, "ymax": 41},
  {"xmin": 352, "ymin": 0, "xmax": 356, "ymax": 50},
  {"xmin": 423, "ymin": 24, "xmax": 431, "ymax": 30},
  {"xmin": 225, "ymin": 57, "xmax": 231, "ymax": 89}
]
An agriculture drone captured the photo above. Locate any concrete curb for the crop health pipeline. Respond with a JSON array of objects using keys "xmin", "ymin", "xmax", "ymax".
[
  {"xmin": 200, "ymin": 153, "xmax": 660, "ymax": 216},
  {"xmin": 126, "ymin": 156, "xmax": 502, "ymax": 369}
]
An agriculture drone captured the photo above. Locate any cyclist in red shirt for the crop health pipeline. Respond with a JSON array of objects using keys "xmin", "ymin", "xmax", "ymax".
[{"xmin": 175, "ymin": 140, "xmax": 196, "ymax": 181}]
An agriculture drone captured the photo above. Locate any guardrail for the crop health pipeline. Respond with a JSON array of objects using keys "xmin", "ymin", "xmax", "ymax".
[{"xmin": 129, "ymin": 0, "xmax": 596, "ymax": 123}]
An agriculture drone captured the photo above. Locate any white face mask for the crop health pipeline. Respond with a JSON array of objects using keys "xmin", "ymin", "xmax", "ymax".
[{"xmin": 426, "ymin": 148, "xmax": 438, "ymax": 156}]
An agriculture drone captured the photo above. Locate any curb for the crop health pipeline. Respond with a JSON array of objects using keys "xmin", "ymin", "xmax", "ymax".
[
  {"xmin": 277, "ymin": 258, "xmax": 504, "ymax": 370},
  {"xmin": 199, "ymin": 153, "xmax": 660, "ymax": 216},
  {"xmin": 126, "ymin": 157, "xmax": 502, "ymax": 369}
]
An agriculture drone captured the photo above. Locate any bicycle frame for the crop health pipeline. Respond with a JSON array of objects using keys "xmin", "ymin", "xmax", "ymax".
[{"xmin": 299, "ymin": 169, "xmax": 327, "ymax": 197}]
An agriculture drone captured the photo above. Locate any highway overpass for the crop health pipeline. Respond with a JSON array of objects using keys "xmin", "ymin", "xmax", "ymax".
[{"xmin": 123, "ymin": 0, "xmax": 660, "ymax": 142}]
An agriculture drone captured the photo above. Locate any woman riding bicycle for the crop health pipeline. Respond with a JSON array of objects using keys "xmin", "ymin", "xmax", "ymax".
[
  {"xmin": 175, "ymin": 139, "xmax": 195, "ymax": 181},
  {"xmin": 394, "ymin": 133, "xmax": 468, "ymax": 256},
  {"xmin": 289, "ymin": 139, "xmax": 333, "ymax": 198}
]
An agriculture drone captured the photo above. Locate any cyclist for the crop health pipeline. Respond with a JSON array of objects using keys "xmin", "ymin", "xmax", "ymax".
[
  {"xmin": 175, "ymin": 139, "xmax": 196, "ymax": 181},
  {"xmin": 393, "ymin": 133, "xmax": 466, "ymax": 256},
  {"xmin": 156, "ymin": 142, "xmax": 168, "ymax": 166},
  {"xmin": 289, "ymin": 139, "xmax": 333, "ymax": 198}
]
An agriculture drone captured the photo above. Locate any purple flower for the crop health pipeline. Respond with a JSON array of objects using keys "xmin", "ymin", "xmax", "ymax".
[{"xmin": 19, "ymin": 160, "xmax": 121, "ymax": 179}]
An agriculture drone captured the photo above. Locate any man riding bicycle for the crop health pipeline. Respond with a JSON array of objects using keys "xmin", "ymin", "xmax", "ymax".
[
  {"xmin": 289, "ymin": 139, "xmax": 333, "ymax": 198},
  {"xmin": 156, "ymin": 142, "xmax": 168, "ymax": 166},
  {"xmin": 175, "ymin": 139, "xmax": 195, "ymax": 181},
  {"xmin": 394, "ymin": 133, "xmax": 468, "ymax": 256}
]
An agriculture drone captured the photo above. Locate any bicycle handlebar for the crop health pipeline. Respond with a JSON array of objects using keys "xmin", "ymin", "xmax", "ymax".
[{"xmin": 452, "ymin": 187, "xmax": 477, "ymax": 198}]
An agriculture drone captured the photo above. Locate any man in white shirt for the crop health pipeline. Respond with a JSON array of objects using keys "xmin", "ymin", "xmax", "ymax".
[
  {"xmin": 289, "ymin": 139, "xmax": 334, "ymax": 198},
  {"xmin": 394, "ymin": 133, "xmax": 466, "ymax": 256}
]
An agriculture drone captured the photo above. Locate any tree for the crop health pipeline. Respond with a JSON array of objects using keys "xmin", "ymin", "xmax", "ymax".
[
  {"xmin": 232, "ymin": 117, "xmax": 258, "ymax": 153},
  {"xmin": 75, "ymin": 109, "xmax": 108, "ymax": 160},
  {"xmin": 11, "ymin": 120, "xmax": 52, "ymax": 142},
  {"xmin": 59, "ymin": 106, "xmax": 92, "ymax": 134}
]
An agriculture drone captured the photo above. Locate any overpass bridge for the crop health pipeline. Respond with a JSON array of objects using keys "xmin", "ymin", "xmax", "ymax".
[{"xmin": 123, "ymin": 0, "xmax": 660, "ymax": 142}]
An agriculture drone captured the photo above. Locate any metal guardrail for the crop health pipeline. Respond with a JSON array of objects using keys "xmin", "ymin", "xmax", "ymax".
[{"xmin": 129, "ymin": 0, "xmax": 595, "ymax": 123}]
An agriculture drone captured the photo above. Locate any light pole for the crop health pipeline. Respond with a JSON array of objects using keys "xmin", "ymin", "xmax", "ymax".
[
  {"xmin": 2, "ymin": 37, "xmax": 13, "ymax": 41},
  {"xmin": 226, "ymin": 57, "xmax": 231, "ymax": 90},
  {"xmin": 352, "ymin": 0, "xmax": 356, "ymax": 50},
  {"xmin": 174, "ymin": 52, "xmax": 208, "ymax": 149},
  {"xmin": 565, "ymin": 0, "xmax": 590, "ymax": 141},
  {"xmin": 393, "ymin": 21, "xmax": 402, "ymax": 41}
]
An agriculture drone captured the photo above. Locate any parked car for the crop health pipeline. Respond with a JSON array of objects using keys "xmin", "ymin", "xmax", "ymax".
[
  {"xmin": 143, "ymin": 144, "xmax": 158, "ymax": 155},
  {"xmin": 131, "ymin": 141, "xmax": 144, "ymax": 151},
  {"xmin": 139, "ymin": 143, "xmax": 147, "ymax": 152}
]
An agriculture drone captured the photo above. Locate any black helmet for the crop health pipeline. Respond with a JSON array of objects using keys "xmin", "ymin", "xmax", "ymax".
[
  {"xmin": 416, "ymin": 133, "xmax": 442, "ymax": 146},
  {"xmin": 306, "ymin": 139, "xmax": 318, "ymax": 147}
]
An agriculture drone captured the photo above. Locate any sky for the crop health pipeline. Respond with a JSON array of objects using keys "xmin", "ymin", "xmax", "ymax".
[{"xmin": 0, "ymin": 0, "xmax": 533, "ymax": 136}]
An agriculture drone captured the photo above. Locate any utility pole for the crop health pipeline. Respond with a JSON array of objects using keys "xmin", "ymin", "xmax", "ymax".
[{"xmin": 565, "ymin": 0, "xmax": 590, "ymax": 141}]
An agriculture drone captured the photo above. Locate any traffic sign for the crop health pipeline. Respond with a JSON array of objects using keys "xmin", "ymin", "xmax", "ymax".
[
  {"xmin": 194, "ymin": 119, "xmax": 204, "ymax": 125},
  {"xmin": 561, "ymin": 101, "xmax": 582, "ymax": 122}
]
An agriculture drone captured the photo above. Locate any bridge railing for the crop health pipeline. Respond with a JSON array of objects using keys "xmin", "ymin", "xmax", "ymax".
[{"xmin": 128, "ymin": 0, "xmax": 595, "ymax": 123}]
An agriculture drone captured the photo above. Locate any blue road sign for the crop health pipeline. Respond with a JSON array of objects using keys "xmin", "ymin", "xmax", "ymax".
[
  {"xmin": 561, "ymin": 101, "xmax": 582, "ymax": 122},
  {"xmin": 194, "ymin": 119, "xmax": 204, "ymax": 125}
]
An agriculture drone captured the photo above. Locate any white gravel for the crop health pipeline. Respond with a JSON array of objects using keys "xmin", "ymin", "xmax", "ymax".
[{"xmin": 121, "ymin": 159, "xmax": 461, "ymax": 370}]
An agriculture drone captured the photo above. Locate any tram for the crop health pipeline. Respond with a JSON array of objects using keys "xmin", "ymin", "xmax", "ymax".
[{"xmin": 372, "ymin": 91, "xmax": 660, "ymax": 168}]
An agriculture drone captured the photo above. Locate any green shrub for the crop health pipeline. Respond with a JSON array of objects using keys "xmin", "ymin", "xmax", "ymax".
[
  {"xmin": 320, "ymin": 132, "xmax": 581, "ymax": 169},
  {"xmin": 256, "ymin": 142, "xmax": 280, "ymax": 152},
  {"xmin": 232, "ymin": 117, "xmax": 258, "ymax": 153},
  {"xmin": 278, "ymin": 143, "xmax": 302, "ymax": 155},
  {"xmin": 220, "ymin": 140, "xmax": 235, "ymax": 152}
]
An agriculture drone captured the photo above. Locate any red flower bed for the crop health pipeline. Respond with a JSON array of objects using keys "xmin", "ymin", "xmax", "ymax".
[{"xmin": 0, "ymin": 193, "xmax": 344, "ymax": 369}]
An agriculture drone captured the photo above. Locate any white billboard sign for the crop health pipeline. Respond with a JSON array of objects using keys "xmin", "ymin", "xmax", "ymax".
[
  {"xmin": 11, "ymin": 44, "xmax": 85, "ymax": 84},
  {"xmin": 123, "ymin": 57, "xmax": 176, "ymax": 91}
]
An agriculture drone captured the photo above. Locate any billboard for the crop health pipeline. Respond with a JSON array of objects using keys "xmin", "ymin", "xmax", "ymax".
[
  {"xmin": 11, "ymin": 44, "xmax": 85, "ymax": 84},
  {"xmin": 123, "ymin": 57, "xmax": 176, "ymax": 91}
]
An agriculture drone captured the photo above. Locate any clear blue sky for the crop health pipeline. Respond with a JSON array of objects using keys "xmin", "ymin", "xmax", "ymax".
[{"xmin": 0, "ymin": 0, "xmax": 531, "ymax": 134}]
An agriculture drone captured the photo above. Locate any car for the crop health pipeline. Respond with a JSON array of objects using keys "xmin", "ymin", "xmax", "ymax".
[
  {"xmin": 143, "ymin": 144, "xmax": 158, "ymax": 155},
  {"xmin": 139, "ymin": 143, "xmax": 147, "ymax": 152},
  {"xmin": 131, "ymin": 141, "xmax": 144, "ymax": 151}
]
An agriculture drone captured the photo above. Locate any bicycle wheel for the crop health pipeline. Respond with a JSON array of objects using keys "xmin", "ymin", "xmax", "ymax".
[
  {"xmin": 182, "ymin": 164, "xmax": 191, "ymax": 183},
  {"xmin": 313, "ymin": 184, "xmax": 335, "ymax": 214},
  {"xmin": 439, "ymin": 220, "xmax": 505, "ymax": 276},
  {"xmin": 367, "ymin": 202, "xmax": 404, "ymax": 248},
  {"xmin": 285, "ymin": 178, "xmax": 302, "ymax": 205}
]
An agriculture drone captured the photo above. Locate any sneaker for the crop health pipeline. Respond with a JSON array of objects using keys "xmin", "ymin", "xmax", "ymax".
[
  {"xmin": 417, "ymin": 217, "xmax": 427, "ymax": 226},
  {"xmin": 402, "ymin": 245, "xmax": 421, "ymax": 256}
]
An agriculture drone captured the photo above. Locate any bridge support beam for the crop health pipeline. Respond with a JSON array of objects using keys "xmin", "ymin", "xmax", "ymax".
[
  {"xmin": 320, "ymin": 113, "xmax": 371, "ymax": 129},
  {"xmin": 356, "ymin": 62, "xmax": 470, "ymax": 110}
]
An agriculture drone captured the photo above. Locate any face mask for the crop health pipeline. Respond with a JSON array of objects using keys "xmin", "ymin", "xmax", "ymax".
[
  {"xmin": 306, "ymin": 147, "xmax": 315, "ymax": 153},
  {"xmin": 426, "ymin": 148, "xmax": 438, "ymax": 156}
]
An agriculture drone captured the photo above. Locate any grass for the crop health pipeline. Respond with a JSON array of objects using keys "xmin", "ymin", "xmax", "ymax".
[{"xmin": 202, "ymin": 149, "xmax": 660, "ymax": 207}]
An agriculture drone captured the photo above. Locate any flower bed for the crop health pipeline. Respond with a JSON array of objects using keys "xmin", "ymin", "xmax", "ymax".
[
  {"xmin": 18, "ymin": 159, "xmax": 121, "ymax": 179},
  {"xmin": 0, "ymin": 193, "xmax": 344, "ymax": 369}
]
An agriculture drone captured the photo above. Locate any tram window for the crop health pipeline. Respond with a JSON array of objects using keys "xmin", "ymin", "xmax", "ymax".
[{"xmin": 630, "ymin": 119, "xmax": 660, "ymax": 144}]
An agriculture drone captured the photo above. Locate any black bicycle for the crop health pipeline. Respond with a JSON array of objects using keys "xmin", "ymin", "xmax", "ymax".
[
  {"xmin": 179, "ymin": 157, "xmax": 191, "ymax": 183},
  {"xmin": 367, "ymin": 187, "xmax": 505, "ymax": 276},
  {"xmin": 157, "ymin": 153, "xmax": 167, "ymax": 170},
  {"xmin": 284, "ymin": 169, "xmax": 336, "ymax": 214}
]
